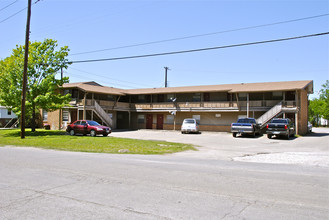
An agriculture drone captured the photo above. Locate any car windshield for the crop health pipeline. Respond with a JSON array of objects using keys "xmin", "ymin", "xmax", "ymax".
[
  {"xmin": 184, "ymin": 119, "xmax": 195, "ymax": 124},
  {"xmin": 87, "ymin": 121, "xmax": 101, "ymax": 126},
  {"xmin": 271, "ymin": 119, "xmax": 287, "ymax": 123},
  {"xmin": 237, "ymin": 119, "xmax": 255, "ymax": 123}
]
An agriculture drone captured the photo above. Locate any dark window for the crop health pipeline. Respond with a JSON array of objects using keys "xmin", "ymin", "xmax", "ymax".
[
  {"xmin": 74, "ymin": 121, "xmax": 81, "ymax": 125},
  {"xmin": 7, "ymin": 109, "xmax": 11, "ymax": 115},
  {"xmin": 192, "ymin": 93, "xmax": 201, "ymax": 102},
  {"xmin": 138, "ymin": 115, "xmax": 145, "ymax": 123},
  {"xmin": 157, "ymin": 94, "xmax": 164, "ymax": 102},
  {"xmin": 81, "ymin": 121, "xmax": 87, "ymax": 125},
  {"xmin": 72, "ymin": 89, "xmax": 78, "ymax": 98}
]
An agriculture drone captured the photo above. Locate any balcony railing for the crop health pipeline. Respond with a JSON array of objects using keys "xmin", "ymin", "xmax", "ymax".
[
  {"xmin": 71, "ymin": 99, "xmax": 296, "ymax": 111},
  {"xmin": 238, "ymin": 100, "xmax": 296, "ymax": 108},
  {"xmin": 75, "ymin": 99, "xmax": 130, "ymax": 109},
  {"xmin": 132, "ymin": 101, "xmax": 238, "ymax": 110}
]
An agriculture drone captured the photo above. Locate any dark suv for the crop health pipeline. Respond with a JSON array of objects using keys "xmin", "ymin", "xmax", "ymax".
[{"xmin": 66, "ymin": 120, "xmax": 111, "ymax": 137}]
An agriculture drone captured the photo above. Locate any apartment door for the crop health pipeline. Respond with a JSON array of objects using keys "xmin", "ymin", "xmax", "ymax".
[
  {"xmin": 156, "ymin": 114, "xmax": 163, "ymax": 129},
  {"xmin": 71, "ymin": 110, "xmax": 77, "ymax": 122},
  {"xmin": 117, "ymin": 111, "xmax": 129, "ymax": 129},
  {"xmin": 285, "ymin": 91, "xmax": 295, "ymax": 101},
  {"xmin": 146, "ymin": 114, "xmax": 153, "ymax": 129},
  {"xmin": 158, "ymin": 94, "xmax": 164, "ymax": 102},
  {"xmin": 204, "ymin": 93, "xmax": 210, "ymax": 101}
]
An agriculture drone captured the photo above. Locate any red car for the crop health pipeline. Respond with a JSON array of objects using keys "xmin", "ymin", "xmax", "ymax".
[{"xmin": 66, "ymin": 120, "xmax": 111, "ymax": 137}]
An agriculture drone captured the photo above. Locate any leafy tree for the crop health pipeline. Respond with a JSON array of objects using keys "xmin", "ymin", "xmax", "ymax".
[
  {"xmin": 309, "ymin": 98, "xmax": 325, "ymax": 126},
  {"xmin": 309, "ymin": 80, "xmax": 329, "ymax": 126},
  {"xmin": 319, "ymin": 80, "xmax": 329, "ymax": 121},
  {"xmin": 0, "ymin": 39, "xmax": 71, "ymax": 131}
]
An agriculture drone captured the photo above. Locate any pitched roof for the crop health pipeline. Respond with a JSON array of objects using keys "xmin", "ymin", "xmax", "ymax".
[
  {"xmin": 62, "ymin": 81, "xmax": 126, "ymax": 95},
  {"xmin": 125, "ymin": 80, "xmax": 313, "ymax": 94},
  {"xmin": 62, "ymin": 80, "xmax": 313, "ymax": 95}
]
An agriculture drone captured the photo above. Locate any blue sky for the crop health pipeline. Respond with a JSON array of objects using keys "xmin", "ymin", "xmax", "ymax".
[{"xmin": 1, "ymin": 0, "xmax": 328, "ymax": 98}]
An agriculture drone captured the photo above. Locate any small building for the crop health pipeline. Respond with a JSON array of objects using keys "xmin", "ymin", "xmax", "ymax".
[
  {"xmin": 0, "ymin": 106, "xmax": 17, "ymax": 128},
  {"xmin": 45, "ymin": 80, "xmax": 313, "ymax": 135}
]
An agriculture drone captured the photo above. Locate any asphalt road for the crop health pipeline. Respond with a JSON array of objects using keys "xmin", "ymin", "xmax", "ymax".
[{"xmin": 1, "ymin": 137, "xmax": 328, "ymax": 219}]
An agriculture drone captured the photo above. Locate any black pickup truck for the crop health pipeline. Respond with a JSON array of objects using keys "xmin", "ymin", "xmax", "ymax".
[
  {"xmin": 231, "ymin": 118, "xmax": 261, "ymax": 138},
  {"xmin": 266, "ymin": 118, "xmax": 295, "ymax": 139}
]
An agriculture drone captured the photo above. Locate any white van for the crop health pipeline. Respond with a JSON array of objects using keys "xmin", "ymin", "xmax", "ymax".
[{"xmin": 181, "ymin": 118, "xmax": 200, "ymax": 134}]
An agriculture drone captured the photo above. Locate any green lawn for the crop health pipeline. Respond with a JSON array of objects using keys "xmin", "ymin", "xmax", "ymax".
[{"xmin": 0, "ymin": 129, "xmax": 197, "ymax": 154}]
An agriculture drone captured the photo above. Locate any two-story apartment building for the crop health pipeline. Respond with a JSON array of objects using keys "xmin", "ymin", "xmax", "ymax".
[{"xmin": 44, "ymin": 80, "xmax": 313, "ymax": 135}]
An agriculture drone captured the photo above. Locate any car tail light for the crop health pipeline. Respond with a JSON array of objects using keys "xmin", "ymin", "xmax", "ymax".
[
  {"xmin": 284, "ymin": 125, "xmax": 288, "ymax": 130},
  {"xmin": 266, "ymin": 124, "xmax": 269, "ymax": 129}
]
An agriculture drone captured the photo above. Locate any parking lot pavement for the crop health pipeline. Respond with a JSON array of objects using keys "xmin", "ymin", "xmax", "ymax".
[{"xmin": 111, "ymin": 127, "xmax": 329, "ymax": 167}]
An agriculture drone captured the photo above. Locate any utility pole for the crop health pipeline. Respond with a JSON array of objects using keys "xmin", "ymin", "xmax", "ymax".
[
  {"xmin": 20, "ymin": 0, "xmax": 32, "ymax": 139},
  {"xmin": 164, "ymin": 67, "xmax": 170, "ymax": 87}
]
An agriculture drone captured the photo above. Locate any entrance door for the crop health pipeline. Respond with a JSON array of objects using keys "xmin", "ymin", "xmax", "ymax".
[
  {"xmin": 158, "ymin": 94, "xmax": 164, "ymax": 102},
  {"xmin": 146, "ymin": 114, "xmax": 153, "ymax": 129},
  {"xmin": 117, "ymin": 111, "xmax": 129, "ymax": 129},
  {"xmin": 204, "ymin": 93, "xmax": 210, "ymax": 102},
  {"xmin": 71, "ymin": 110, "xmax": 77, "ymax": 122},
  {"xmin": 157, "ymin": 114, "xmax": 163, "ymax": 129}
]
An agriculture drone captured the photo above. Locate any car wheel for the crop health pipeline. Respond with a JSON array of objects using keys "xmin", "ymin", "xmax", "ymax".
[
  {"xmin": 69, "ymin": 129, "xmax": 75, "ymax": 136},
  {"xmin": 233, "ymin": 132, "xmax": 237, "ymax": 138},
  {"xmin": 286, "ymin": 133, "xmax": 290, "ymax": 140},
  {"xmin": 90, "ymin": 130, "xmax": 96, "ymax": 137},
  {"xmin": 103, "ymin": 134, "xmax": 108, "ymax": 137},
  {"xmin": 252, "ymin": 131, "xmax": 256, "ymax": 138},
  {"xmin": 267, "ymin": 134, "xmax": 272, "ymax": 139}
]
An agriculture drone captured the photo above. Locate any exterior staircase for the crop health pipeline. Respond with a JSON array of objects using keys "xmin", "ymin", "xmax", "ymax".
[
  {"xmin": 4, "ymin": 118, "xmax": 19, "ymax": 128},
  {"xmin": 257, "ymin": 101, "xmax": 282, "ymax": 128},
  {"xmin": 92, "ymin": 101, "xmax": 113, "ymax": 127}
]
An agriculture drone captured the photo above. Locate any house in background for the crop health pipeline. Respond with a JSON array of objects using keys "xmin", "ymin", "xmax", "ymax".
[
  {"xmin": 0, "ymin": 106, "xmax": 17, "ymax": 128},
  {"xmin": 45, "ymin": 80, "xmax": 313, "ymax": 135}
]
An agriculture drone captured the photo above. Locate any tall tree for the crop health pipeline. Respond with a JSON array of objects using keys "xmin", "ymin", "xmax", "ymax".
[
  {"xmin": 319, "ymin": 80, "xmax": 329, "ymax": 121},
  {"xmin": 309, "ymin": 80, "xmax": 329, "ymax": 126},
  {"xmin": 0, "ymin": 39, "xmax": 71, "ymax": 131}
]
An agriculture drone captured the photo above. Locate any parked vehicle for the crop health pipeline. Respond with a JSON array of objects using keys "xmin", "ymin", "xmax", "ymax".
[
  {"xmin": 66, "ymin": 120, "xmax": 111, "ymax": 137},
  {"xmin": 181, "ymin": 118, "xmax": 200, "ymax": 134},
  {"xmin": 231, "ymin": 118, "xmax": 261, "ymax": 138},
  {"xmin": 266, "ymin": 118, "xmax": 295, "ymax": 139},
  {"xmin": 308, "ymin": 121, "xmax": 312, "ymax": 133}
]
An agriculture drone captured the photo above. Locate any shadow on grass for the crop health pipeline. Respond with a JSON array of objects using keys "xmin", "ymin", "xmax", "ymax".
[{"xmin": 2, "ymin": 130, "xmax": 67, "ymax": 137}]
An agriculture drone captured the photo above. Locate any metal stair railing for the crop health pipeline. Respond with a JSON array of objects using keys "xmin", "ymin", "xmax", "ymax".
[
  {"xmin": 257, "ymin": 101, "xmax": 282, "ymax": 128},
  {"xmin": 4, "ymin": 118, "xmax": 18, "ymax": 128},
  {"xmin": 93, "ymin": 101, "xmax": 112, "ymax": 127}
]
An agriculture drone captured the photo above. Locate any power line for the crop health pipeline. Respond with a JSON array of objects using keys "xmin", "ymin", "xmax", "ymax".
[
  {"xmin": 0, "ymin": 0, "xmax": 18, "ymax": 12},
  {"xmin": 64, "ymin": 71, "xmax": 142, "ymax": 89},
  {"xmin": 0, "ymin": 0, "xmax": 41, "ymax": 24},
  {"xmin": 0, "ymin": 7, "xmax": 26, "ymax": 23},
  {"xmin": 68, "ymin": 66, "xmax": 156, "ymax": 88},
  {"xmin": 68, "ymin": 31, "xmax": 329, "ymax": 64},
  {"xmin": 69, "ymin": 13, "xmax": 329, "ymax": 56}
]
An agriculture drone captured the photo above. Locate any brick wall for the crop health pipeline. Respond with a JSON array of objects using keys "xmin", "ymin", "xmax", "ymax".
[
  {"xmin": 46, "ymin": 110, "xmax": 60, "ymax": 130},
  {"xmin": 298, "ymin": 89, "xmax": 308, "ymax": 135}
]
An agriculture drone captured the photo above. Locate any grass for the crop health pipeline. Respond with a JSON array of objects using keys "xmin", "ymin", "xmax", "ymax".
[{"xmin": 0, "ymin": 129, "xmax": 197, "ymax": 154}]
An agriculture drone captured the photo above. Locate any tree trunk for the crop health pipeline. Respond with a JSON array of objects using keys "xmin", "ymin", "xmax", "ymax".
[{"xmin": 31, "ymin": 103, "xmax": 36, "ymax": 132}]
